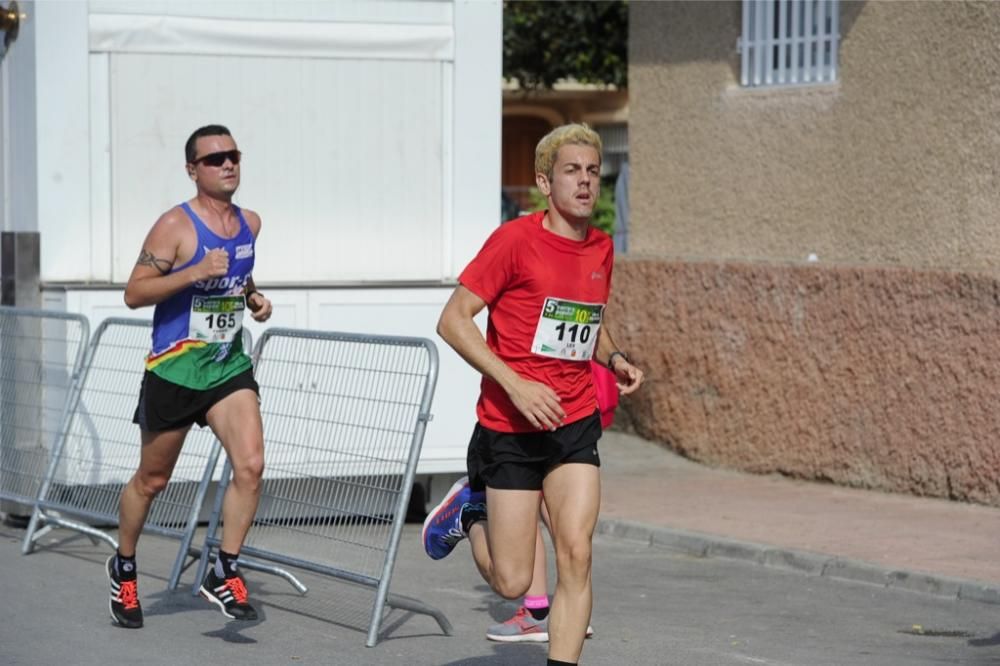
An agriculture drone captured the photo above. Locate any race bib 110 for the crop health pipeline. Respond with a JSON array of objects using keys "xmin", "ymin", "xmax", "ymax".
[{"xmin": 530, "ymin": 297, "xmax": 604, "ymax": 361}]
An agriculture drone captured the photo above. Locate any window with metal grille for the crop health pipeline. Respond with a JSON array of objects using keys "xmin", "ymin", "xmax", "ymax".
[
  {"xmin": 739, "ymin": 0, "xmax": 840, "ymax": 88},
  {"xmin": 596, "ymin": 123, "xmax": 628, "ymax": 178}
]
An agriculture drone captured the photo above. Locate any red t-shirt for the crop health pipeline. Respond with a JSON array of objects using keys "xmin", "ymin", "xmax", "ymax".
[{"xmin": 459, "ymin": 211, "xmax": 614, "ymax": 433}]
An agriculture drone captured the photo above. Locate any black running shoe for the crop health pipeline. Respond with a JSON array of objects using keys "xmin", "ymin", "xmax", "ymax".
[
  {"xmin": 199, "ymin": 569, "xmax": 258, "ymax": 621},
  {"xmin": 106, "ymin": 555, "xmax": 143, "ymax": 629}
]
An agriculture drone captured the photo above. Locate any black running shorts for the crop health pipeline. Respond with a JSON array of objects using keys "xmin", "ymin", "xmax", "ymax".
[
  {"xmin": 466, "ymin": 411, "xmax": 602, "ymax": 492},
  {"xmin": 133, "ymin": 368, "xmax": 259, "ymax": 432}
]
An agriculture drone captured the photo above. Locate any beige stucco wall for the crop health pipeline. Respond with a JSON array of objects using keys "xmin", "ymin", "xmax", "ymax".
[
  {"xmin": 610, "ymin": 260, "xmax": 1000, "ymax": 506},
  {"xmin": 624, "ymin": 1, "xmax": 1000, "ymax": 504},
  {"xmin": 630, "ymin": 1, "xmax": 1000, "ymax": 273}
]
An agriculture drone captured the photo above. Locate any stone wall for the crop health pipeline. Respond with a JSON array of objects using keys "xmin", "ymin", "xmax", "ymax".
[{"xmin": 610, "ymin": 259, "xmax": 1000, "ymax": 506}]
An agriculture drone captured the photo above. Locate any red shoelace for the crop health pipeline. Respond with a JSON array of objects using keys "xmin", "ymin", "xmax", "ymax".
[
  {"xmin": 119, "ymin": 580, "xmax": 140, "ymax": 610},
  {"xmin": 224, "ymin": 576, "xmax": 249, "ymax": 604}
]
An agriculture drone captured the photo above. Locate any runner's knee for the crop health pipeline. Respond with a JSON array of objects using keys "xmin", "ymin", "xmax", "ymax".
[
  {"xmin": 492, "ymin": 565, "xmax": 533, "ymax": 599},
  {"xmin": 555, "ymin": 539, "xmax": 592, "ymax": 580},
  {"xmin": 230, "ymin": 449, "xmax": 264, "ymax": 488},
  {"xmin": 134, "ymin": 470, "xmax": 170, "ymax": 498}
]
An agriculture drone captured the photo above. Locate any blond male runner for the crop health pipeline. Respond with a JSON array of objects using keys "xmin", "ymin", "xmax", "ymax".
[
  {"xmin": 106, "ymin": 124, "xmax": 273, "ymax": 628},
  {"xmin": 424, "ymin": 124, "xmax": 643, "ymax": 665}
]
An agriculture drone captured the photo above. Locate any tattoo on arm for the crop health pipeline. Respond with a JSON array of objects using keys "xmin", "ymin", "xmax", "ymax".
[{"xmin": 137, "ymin": 249, "xmax": 173, "ymax": 275}]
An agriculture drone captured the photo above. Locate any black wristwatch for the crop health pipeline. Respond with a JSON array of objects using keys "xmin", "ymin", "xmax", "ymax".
[
  {"xmin": 245, "ymin": 289, "xmax": 262, "ymax": 311},
  {"xmin": 607, "ymin": 351, "xmax": 628, "ymax": 371}
]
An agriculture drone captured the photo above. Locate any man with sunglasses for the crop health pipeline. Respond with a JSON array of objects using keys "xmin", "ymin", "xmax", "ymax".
[{"xmin": 106, "ymin": 124, "xmax": 273, "ymax": 629}]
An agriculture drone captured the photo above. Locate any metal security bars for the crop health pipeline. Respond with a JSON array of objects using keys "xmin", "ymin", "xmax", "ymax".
[
  {"xmin": 0, "ymin": 307, "xmax": 88, "ymax": 513},
  {"xmin": 739, "ymin": 0, "xmax": 840, "ymax": 87},
  {"xmin": 194, "ymin": 327, "xmax": 448, "ymax": 647},
  {"xmin": 22, "ymin": 318, "xmax": 229, "ymax": 590}
]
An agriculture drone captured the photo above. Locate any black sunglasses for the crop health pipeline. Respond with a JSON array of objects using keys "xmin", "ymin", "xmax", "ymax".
[{"xmin": 193, "ymin": 150, "xmax": 241, "ymax": 167}]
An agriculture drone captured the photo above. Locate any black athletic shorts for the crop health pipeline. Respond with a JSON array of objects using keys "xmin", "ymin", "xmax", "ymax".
[
  {"xmin": 466, "ymin": 411, "xmax": 602, "ymax": 492},
  {"xmin": 132, "ymin": 368, "xmax": 259, "ymax": 432}
]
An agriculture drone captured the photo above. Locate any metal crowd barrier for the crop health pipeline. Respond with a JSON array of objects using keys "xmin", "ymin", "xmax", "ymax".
[
  {"xmin": 193, "ymin": 327, "xmax": 448, "ymax": 647},
  {"xmin": 0, "ymin": 307, "xmax": 89, "ymax": 516},
  {"xmin": 22, "ymin": 318, "xmax": 231, "ymax": 589}
]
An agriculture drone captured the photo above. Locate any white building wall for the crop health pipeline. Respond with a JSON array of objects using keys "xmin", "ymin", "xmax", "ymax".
[
  {"xmin": 105, "ymin": 53, "xmax": 447, "ymax": 283},
  {"xmin": 36, "ymin": 1, "xmax": 90, "ymax": 277},
  {"xmin": 451, "ymin": 0, "xmax": 503, "ymax": 277}
]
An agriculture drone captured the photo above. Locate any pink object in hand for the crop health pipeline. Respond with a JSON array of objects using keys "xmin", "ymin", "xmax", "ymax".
[{"xmin": 591, "ymin": 361, "xmax": 619, "ymax": 429}]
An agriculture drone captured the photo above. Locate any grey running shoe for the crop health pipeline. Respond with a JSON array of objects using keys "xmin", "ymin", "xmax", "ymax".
[
  {"xmin": 485, "ymin": 606, "xmax": 596, "ymax": 643},
  {"xmin": 486, "ymin": 606, "xmax": 549, "ymax": 642}
]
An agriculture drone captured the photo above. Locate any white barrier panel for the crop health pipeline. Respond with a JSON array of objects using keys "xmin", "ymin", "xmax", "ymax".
[{"xmin": 0, "ymin": 307, "xmax": 88, "ymax": 513}]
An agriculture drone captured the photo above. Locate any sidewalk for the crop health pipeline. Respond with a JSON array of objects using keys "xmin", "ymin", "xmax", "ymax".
[{"xmin": 597, "ymin": 430, "xmax": 1000, "ymax": 604}]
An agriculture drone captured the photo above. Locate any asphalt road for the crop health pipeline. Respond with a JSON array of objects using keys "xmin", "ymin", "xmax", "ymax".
[{"xmin": 0, "ymin": 522, "xmax": 997, "ymax": 665}]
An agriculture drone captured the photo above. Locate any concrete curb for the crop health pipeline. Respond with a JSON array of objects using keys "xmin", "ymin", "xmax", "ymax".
[{"xmin": 596, "ymin": 518, "xmax": 1000, "ymax": 605}]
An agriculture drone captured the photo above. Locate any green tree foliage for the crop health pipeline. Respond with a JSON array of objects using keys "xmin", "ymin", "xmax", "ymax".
[{"xmin": 503, "ymin": 1, "xmax": 628, "ymax": 90}]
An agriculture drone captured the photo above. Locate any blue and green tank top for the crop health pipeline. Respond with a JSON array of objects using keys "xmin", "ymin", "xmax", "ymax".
[{"xmin": 145, "ymin": 202, "xmax": 255, "ymax": 390}]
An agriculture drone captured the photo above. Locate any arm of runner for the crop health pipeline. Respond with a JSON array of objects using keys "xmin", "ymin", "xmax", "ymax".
[
  {"xmin": 236, "ymin": 210, "xmax": 272, "ymax": 321},
  {"xmin": 596, "ymin": 318, "xmax": 644, "ymax": 395},
  {"xmin": 123, "ymin": 210, "xmax": 229, "ymax": 309},
  {"xmin": 438, "ymin": 285, "xmax": 566, "ymax": 430},
  {"xmin": 244, "ymin": 276, "xmax": 272, "ymax": 322}
]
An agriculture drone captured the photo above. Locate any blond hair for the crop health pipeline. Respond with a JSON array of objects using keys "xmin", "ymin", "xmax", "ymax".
[{"xmin": 534, "ymin": 123, "xmax": 603, "ymax": 180}]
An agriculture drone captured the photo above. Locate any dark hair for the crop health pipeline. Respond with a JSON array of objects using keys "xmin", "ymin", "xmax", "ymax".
[{"xmin": 185, "ymin": 125, "xmax": 232, "ymax": 163}]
